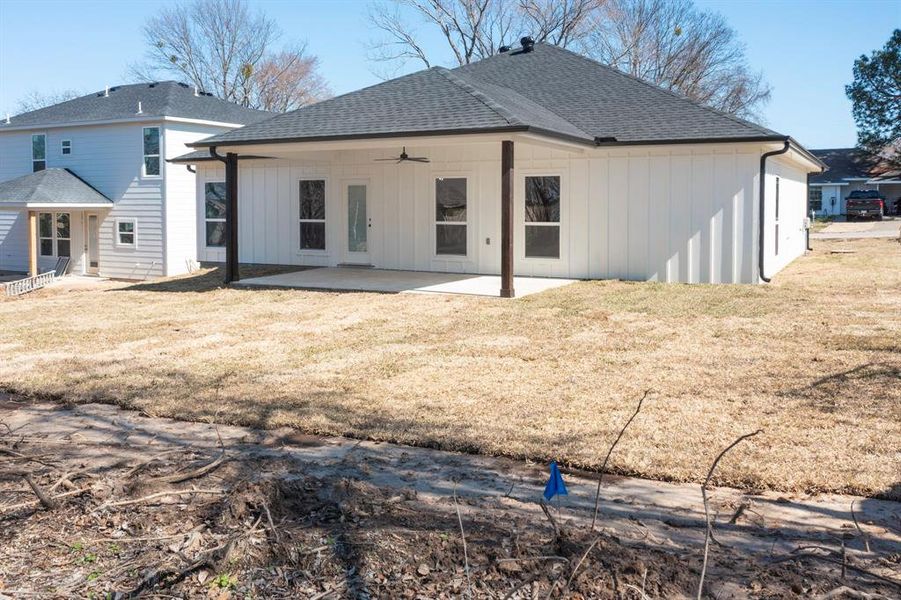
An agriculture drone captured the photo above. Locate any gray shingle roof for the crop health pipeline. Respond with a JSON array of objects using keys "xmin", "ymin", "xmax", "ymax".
[
  {"xmin": 194, "ymin": 43, "xmax": 787, "ymax": 149},
  {"xmin": 0, "ymin": 168, "xmax": 112, "ymax": 205},
  {"xmin": 809, "ymin": 148, "xmax": 879, "ymax": 183},
  {"xmin": 2, "ymin": 82, "xmax": 270, "ymax": 129}
]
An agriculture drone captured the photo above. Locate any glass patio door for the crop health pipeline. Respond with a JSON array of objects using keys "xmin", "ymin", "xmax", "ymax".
[{"xmin": 345, "ymin": 183, "xmax": 370, "ymax": 264}]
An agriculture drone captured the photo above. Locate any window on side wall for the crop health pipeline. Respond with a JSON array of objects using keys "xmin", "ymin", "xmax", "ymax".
[
  {"xmin": 142, "ymin": 127, "xmax": 160, "ymax": 176},
  {"xmin": 38, "ymin": 212, "xmax": 70, "ymax": 256},
  {"xmin": 117, "ymin": 219, "xmax": 137, "ymax": 247},
  {"xmin": 32, "ymin": 134, "xmax": 46, "ymax": 172},
  {"xmin": 808, "ymin": 188, "xmax": 822, "ymax": 211},
  {"xmin": 299, "ymin": 179, "xmax": 326, "ymax": 250},
  {"xmin": 524, "ymin": 175, "xmax": 561, "ymax": 259},
  {"xmin": 435, "ymin": 177, "xmax": 467, "ymax": 256},
  {"xmin": 775, "ymin": 177, "xmax": 780, "ymax": 256},
  {"xmin": 61, "ymin": 140, "xmax": 72, "ymax": 155},
  {"xmin": 205, "ymin": 182, "xmax": 227, "ymax": 247}
]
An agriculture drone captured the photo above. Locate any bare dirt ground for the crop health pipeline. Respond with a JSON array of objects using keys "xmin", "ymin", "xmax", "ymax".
[
  {"xmin": 1, "ymin": 239, "xmax": 899, "ymax": 501},
  {"xmin": 1, "ymin": 397, "xmax": 899, "ymax": 599}
]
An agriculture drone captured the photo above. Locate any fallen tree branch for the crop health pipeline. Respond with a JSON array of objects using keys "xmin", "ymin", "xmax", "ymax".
[
  {"xmin": 0, "ymin": 486, "xmax": 91, "ymax": 514},
  {"xmin": 697, "ymin": 429, "xmax": 763, "ymax": 600},
  {"xmin": 98, "ymin": 488, "xmax": 225, "ymax": 510},
  {"xmin": 850, "ymin": 500, "xmax": 871, "ymax": 553},
  {"xmin": 591, "ymin": 390, "xmax": 650, "ymax": 530},
  {"xmin": 23, "ymin": 474, "xmax": 57, "ymax": 509},
  {"xmin": 150, "ymin": 450, "xmax": 227, "ymax": 484}
]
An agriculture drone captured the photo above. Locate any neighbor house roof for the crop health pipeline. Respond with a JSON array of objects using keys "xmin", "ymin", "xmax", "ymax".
[
  {"xmin": 809, "ymin": 148, "xmax": 879, "ymax": 183},
  {"xmin": 0, "ymin": 168, "xmax": 112, "ymax": 207},
  {"xmin": 1, "ymin": 82, "xmax": 270, "ymax": 129},
  {"xmin": 191, "ymin": 43, "xmax": 797, "ymax": 152}
]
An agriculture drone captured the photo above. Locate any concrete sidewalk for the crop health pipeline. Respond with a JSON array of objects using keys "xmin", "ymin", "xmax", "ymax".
[{"xmin": 812, "ymin": 218, "xmax": 900, "ymax": 239}]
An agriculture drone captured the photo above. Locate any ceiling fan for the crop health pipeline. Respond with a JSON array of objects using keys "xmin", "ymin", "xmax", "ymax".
[{"xmin": 375, "ymin": 147, "xmax": 430, "ymax": 164}]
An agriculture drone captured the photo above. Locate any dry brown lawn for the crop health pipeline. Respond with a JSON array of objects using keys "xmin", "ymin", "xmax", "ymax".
[{"xmin": 1, "ymin": 239, "xmax": 899, "ymax": 499}]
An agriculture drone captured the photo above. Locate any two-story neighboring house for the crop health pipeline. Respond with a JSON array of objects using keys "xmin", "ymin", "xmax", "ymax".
[{"xmin": 0, "ymin": 82, "xmax": 268, "ymax": 279}]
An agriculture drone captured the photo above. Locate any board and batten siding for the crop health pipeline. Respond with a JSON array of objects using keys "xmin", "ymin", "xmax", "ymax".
[{"xmin": 194, "ymin": 140, "xmax": 812, "ymax": 283}]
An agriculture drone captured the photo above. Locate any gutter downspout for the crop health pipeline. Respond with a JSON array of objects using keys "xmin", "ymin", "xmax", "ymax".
[{"xmin": 758, "ymin": 140, "xmax": 791, "ymax": 283}]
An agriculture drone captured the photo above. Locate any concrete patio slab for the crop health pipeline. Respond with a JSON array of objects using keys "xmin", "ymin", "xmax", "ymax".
[
  {"xmin": 234, "ymin": 267, "xmax": 577, "ymax": 297},
  {"xmin": 812, "ymin": 218, "xmax": 900, "ymax": 239}
]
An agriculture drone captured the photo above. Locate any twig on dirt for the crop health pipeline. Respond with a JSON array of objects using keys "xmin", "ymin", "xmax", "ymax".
[
  {"xmin": 772, "ymin": 549, "xmax": 901, "ymax": 587},
  {"xmin": 496, "ymin": 555, "xmax": 568, "ymax": 564},
  {"xmin": 98, "ymin": 488, "xmax": 225, "ymax": 510},
  {"xmin": 850, "ymin": 500, "xmax": 871, "ymax": 552},
  {"xmin": 623, "ymin": 583, "xmax": 653, "ymax": 599},
  {"xmin": 818, "ymin": 586, "xmax": 889, "ymax": 600},
  {"xmin": 453, "ymin": 481, "xmax": 472, "ymax": 599},
  {"xmin": 554, "ymin": 536, "xmax": 602, "ymax": 599},
  {"xmin": 697, "ymin": 429, "xmax": 762, "ymax": 600},
  {"xmin": 540, "ymin": 499, "xmax": 564, "ymax": 543},
  {"xmin": 263, "ymin": 501, "xmax": 280, "ymax": 543},
  {"xmin": 841, "ymin": 537, "xmax": 847, "ymax": 579},
  {"xmin": 22, "ymin": 474, "xmax": 57, "ymax": 509},
  {"xmin": 591, "ymin": 389, "xmax": 650, "ymax": 530},
  {"xmin": 151, "ymin": 450, "xmax": 227, "ymax": 484},
  {"xmin": 0, "ymin": 486, "xmax": 91, "ymax": 514}
]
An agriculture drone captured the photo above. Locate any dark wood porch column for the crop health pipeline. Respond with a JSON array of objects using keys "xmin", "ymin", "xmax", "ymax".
[
  {"xmin": 500, "ymin": 140, "xmax": 514, "ymax": 298},
  {"xmin": 224, "ymin": 152, "xmax": 239, "ymax": 284}
]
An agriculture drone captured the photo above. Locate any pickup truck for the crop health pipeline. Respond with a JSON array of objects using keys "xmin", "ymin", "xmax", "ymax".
[{"xmin": 846, "ymin": 190, "xmax": 885, "ymax": 221}]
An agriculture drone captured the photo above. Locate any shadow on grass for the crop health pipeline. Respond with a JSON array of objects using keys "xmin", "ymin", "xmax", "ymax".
[{"xmin": 112, "ymin": 264, "xmax": 310, "ymax": 294}]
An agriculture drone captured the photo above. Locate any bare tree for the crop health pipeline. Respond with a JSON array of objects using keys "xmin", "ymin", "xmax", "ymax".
[
  {"xmin": 132, "ymin": 0, "xmax": 329, "ymax": 111},
  {"xmin": 588, "ymin": 0, "xmax": 771, "ymax": 119},
  {"xmin": 15, "ymin": 89, "xmax": 82, "ymax": 114},
  {"xmin": 367, "ymin": 0, "xmax": 770, "ymax": 119}
]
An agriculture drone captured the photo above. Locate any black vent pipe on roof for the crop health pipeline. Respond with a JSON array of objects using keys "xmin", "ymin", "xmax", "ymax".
[
  {"xmin": 499, "ymin": 45, "xmax": 511, "ymax": 53},
  {"xmin": 520, "ymin": 36, "xmax": 534, "ymax": 52}
]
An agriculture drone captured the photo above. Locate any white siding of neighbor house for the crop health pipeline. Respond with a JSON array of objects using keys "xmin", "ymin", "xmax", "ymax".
[
  {"xmin": 162, "ymin": 123, "xmax": 231, "ymax": 276},
  {"xmin": 194, "ymin": 140, "xmax": 816, "ymax": 283},
  {"xmin": 0, "ymin": 120, "xmax": 235, "ymax": 278}
]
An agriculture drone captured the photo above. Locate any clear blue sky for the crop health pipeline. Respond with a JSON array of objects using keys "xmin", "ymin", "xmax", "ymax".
[{"xmin": 0, "ymin": 0, "xmax": 898, "ymax": 149}]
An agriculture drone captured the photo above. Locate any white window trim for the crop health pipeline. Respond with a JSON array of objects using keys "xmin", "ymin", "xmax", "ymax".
[
  {"xmin": 774, "ymin": 176, "xmax": 780, "ymax": 256},
  {"xmin": 115, "ymin": 218, "xmax": 138, "ymax": 248},
  {"xmin": 433, "ymin": 173, "xmax": 471, "ymax": 260},
  {"xmin": 61, "ymin": 139, "xmax": 72, "ymax": 155},
  {"xmin": 522, "ymin": 172, "xmax": 564, "ymax": 262},
  {"xmin": 204, "ymin": 181, "xmax": 227, "ymax": 249},
  {"xmin": 297, "ymin": 177, "xmax": 328, "ymax": 255},
  {"xmin": 38, "ymin": 211, "xmax": 70, "ymax": 257},
  {"xmin": 32, "ymin": 132, "xmax": 47, "ymax": 172},
  {"xmin": 141, "ymin": 126, "xmax": 162, "ymax": 178}
]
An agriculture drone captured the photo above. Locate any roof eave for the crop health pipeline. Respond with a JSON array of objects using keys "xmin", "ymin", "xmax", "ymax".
[{"xmin": 0, "ymin": 201, "xmax": 114, "ymax": 209}]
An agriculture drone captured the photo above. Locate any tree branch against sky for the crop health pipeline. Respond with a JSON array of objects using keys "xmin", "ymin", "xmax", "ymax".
[
  {"xmin": 367, "ymin": 0, "xmax": 770, "ymax": 119},
  {"xmin": 131, "ymin": 0, "xmax": 330, "ymax": 111},
  {"xmin": 846, "ymin": 29, "xmax": 901, "ymax": 167},
  {"xmin": 14, "ymin": 89, "xmax": 82, "ymax": 114}
]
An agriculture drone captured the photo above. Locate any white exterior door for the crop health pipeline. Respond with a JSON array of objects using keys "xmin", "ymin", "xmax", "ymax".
[{"xmin": 344, "ymin": 182, "xmax": 370, "ymax": 265}]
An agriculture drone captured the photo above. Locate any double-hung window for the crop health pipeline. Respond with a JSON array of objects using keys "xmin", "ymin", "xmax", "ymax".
[
  {"xmin": 774, "ymin": 177, "xmax": 780, "ymax": 256},
  {"xmin": 116, "ymin": 219, "xmax": 137, "ymax": 246},
  {"xmin": 808, "ymin": 188, "xmax": 822, "ymax": 212},
  {"xmin": 299, "ymin": 179, "xmax": 326, "ymax": 250},
  {"xmin": 524, "ymin": 176, "xmax": 561, "ymax": 258},
  {"xmin": 205, "ymin": 182, "xmax": 227, "ymax": 247},
  {"xmin": 61, "ymin": 140, "xmax": 72, "ymax": 155},
  {"xmin": 435, "ymin": 177, "xmax": 467, "ymax": 256},
  {"xmin": 142, "ymin": 127, "xmax": 160, "ymax": 176},
  {"xmin": 38, "ymin": 212, "xmax": 70, "ymax": 257},
  {"xmin": 32, "ymin": 134, "xmax": 46, "ymax": 172}
]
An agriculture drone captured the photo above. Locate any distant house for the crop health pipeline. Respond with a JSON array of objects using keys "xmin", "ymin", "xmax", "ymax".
[
  {"xmin": 0, "ymin": 82, "xmax": 267, "ymax": 278},
  {"xmin": 809, "ymin": 148, "xmax": 901, "ymax": 216},
  {"xmin": 173, "ymin": 41, "xmax": 823, "ymax": 290}
]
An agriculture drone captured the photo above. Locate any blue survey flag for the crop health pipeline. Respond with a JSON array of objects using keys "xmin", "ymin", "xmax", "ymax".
[{"xmin": 543, "ymin": 461, "xmax": 568, "ymax": 501}]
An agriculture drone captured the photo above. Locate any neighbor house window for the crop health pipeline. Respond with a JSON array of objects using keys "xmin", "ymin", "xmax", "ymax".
[
  {"xmin": 116, "ymin": 219, "xmax": 136, "ymax": 246},
  {"xmin": 525, "ymin": 175, "xmax": 560, "ymax": 258},
  {"xmin": 435, "ymin": 177, "xmax": 467, "ymax": 255},
  {"xmin": 205, "ymin": 182, "xmax": 226, "ymax": 247},
  {"xmin": 142, "ymin": 127, "xmax": 160, "ymax": 176},
  {"xmin": 32, "ymin": 134, "xmax": 46, "ymax": 172},
  {"xmin": 61, "ymin": 140, "xmax": 71, "ymax": 155},
  {"xmin": 808, "ymin": 188, "xmax": 822, "ymax": 211},
  {"xmin": 299, "ymin": 179, "xmax": 325, "ymax": 250},
  {"xmin": 38, "ymin": 212, "xmax": 70, "ymax": 257}
]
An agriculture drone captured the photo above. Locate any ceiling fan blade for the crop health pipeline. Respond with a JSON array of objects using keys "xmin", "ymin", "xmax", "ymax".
[
  {"xmin": 374, "ymin": 157, "xmax": 398, "ymax": 161},
  {"xmin": 408, "ymin": 157, "xmax": 430, "ymax": 163}
]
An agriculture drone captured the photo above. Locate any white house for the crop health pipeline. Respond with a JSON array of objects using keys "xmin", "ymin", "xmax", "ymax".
[
  {"xmin": 809, "ymin": 148, "xmax": 901, "ymax": 217},
  {"xmin": 0, "ymin": 82, "xmax": 267, "ymax": 279},
  {"xmin": 173, "ymin": 41, "xmax": 823, "ymax": 294}
]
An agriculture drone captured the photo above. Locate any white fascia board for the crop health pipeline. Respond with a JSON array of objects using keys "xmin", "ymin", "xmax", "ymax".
[
  {"xmin": 809, "ymin": 182, "xmax": 850, "ymax": 186},
  {"xmin": 0, "ymin": 202, "xmax": 114, "ymax": 209},
  {"xmin": 0, "ymin": 116, "xmax": 244, "ymax": 133}
]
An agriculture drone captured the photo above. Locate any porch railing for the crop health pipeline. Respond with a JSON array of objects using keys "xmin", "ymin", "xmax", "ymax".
[{"xmin": 3, "ymin": 271, "xmax": 57, "ymax": 297}]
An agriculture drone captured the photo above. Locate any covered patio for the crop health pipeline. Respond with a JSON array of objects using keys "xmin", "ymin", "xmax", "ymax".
[{"xmin": 234, "ymin": 266, "xmax": 576, "ymax": 297}]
